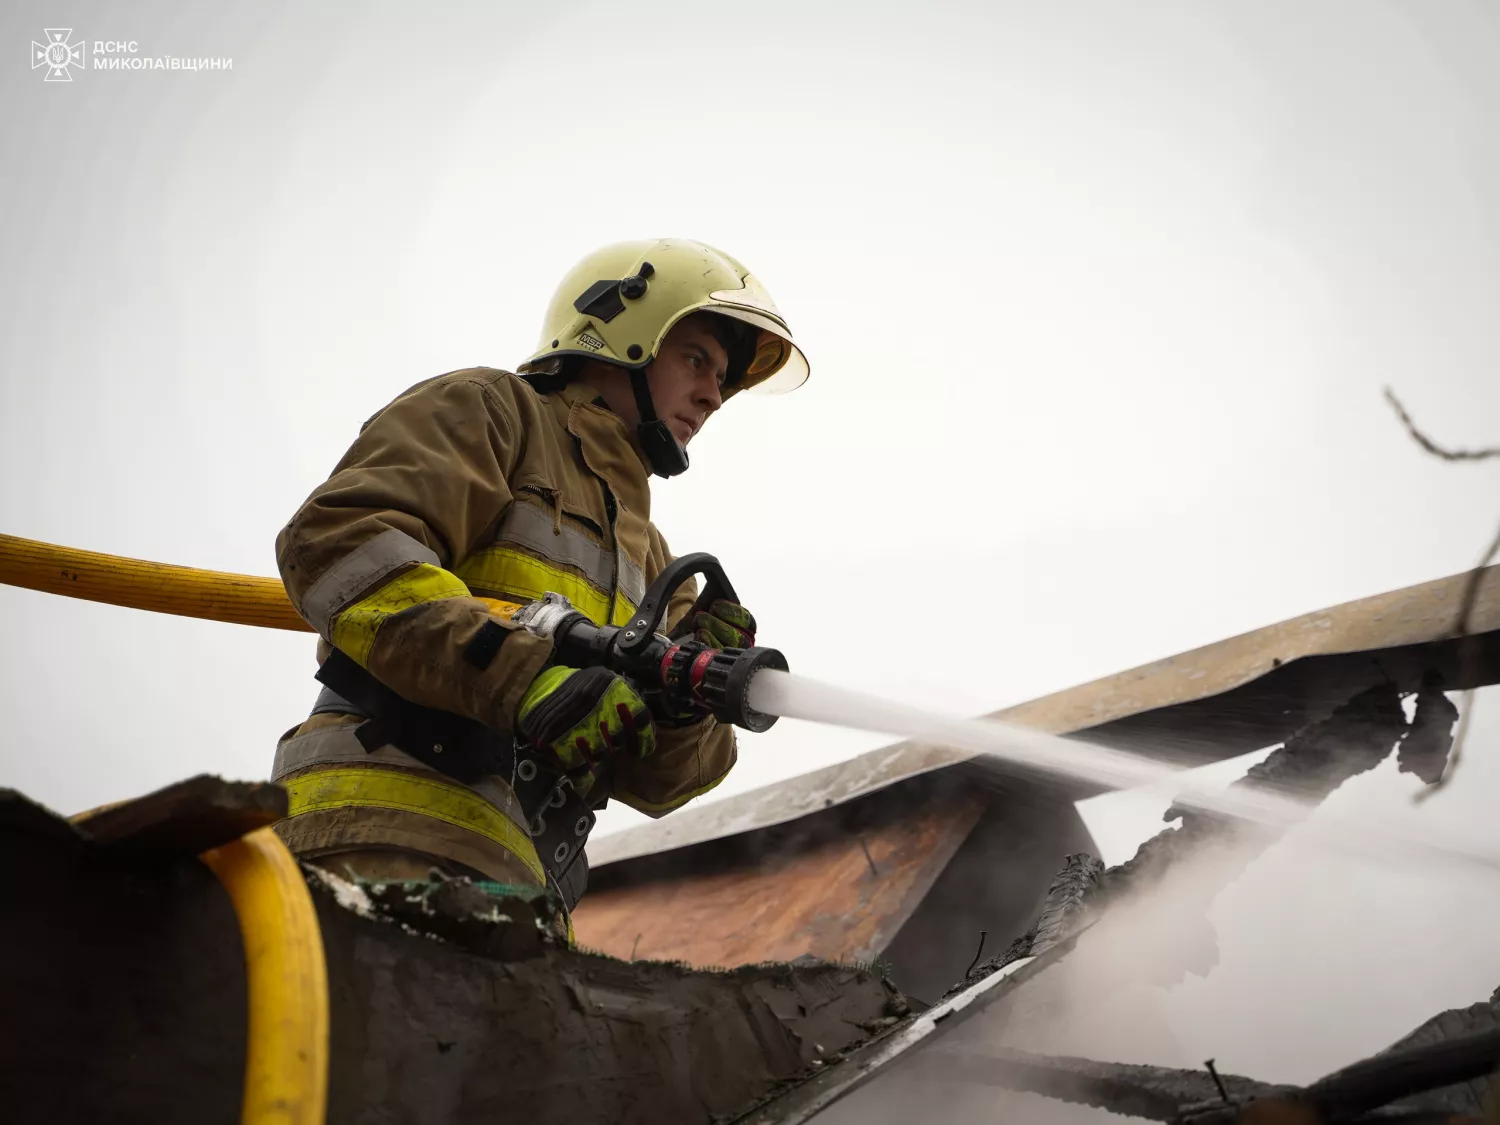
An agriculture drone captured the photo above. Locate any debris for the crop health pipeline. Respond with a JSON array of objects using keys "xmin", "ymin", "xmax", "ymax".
[
  {"xmin": 1086, "ymin": 681, "xmax": 1409, "ymax": 985},
  {"xmin": 1202, "ymin": 1059, "xmax": 1231, "ymax": 1105},
  {"xmin": 963, "ymin": 930, "xmax": 987, "ymax": 979},
  {"xmin": 944, "ymin": 853, "xmax": 1103, "ymax": 997},
  {"xmin": 305, "ymin": 866, "xmax": 374, "ymax": 918},
  {"xmin": 307, "ymin": 870, "xmax": 911, "ymax": 1123},
  {"xmin": 910, "ymin": 1045, "xmax": 1286, "ymax": 1122},
  {"xmin": 72, "ymin": 773, "xmax": 287, "ymax": 854},
  {"xmin": 856, "ymin": 993, "xmax": 1500, "ymax": 1124},
  {"xmin": 1397, "ymin": 672, "xmax": 1461, "ymax": 785}
]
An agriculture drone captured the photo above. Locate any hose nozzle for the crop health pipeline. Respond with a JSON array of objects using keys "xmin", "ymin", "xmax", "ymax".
[{"xmin": 659, "ymin": 642, "xmax": 788, "ymax": 732}]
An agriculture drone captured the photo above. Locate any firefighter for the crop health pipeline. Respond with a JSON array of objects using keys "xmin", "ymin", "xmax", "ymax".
[{"xmin": 270, "ymin": 239, "xmax": 808, "ymax": 908}]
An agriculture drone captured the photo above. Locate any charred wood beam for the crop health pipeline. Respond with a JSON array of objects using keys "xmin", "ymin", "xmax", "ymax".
[
  {"xmin": 1398, "ymin": 673, "xmax": 1461, "ymax": 785},
  {"xmin": 941, "ymin": 853, "xmax": 1103, "ymax": 999},
  {"xmin": 72, "ymin": 774, "xmax": 288, "ymax": 854},
  {"xmin": 310, "ymin": 871, "xmax": 911, "ymax": 1125},
  {"xmin": 0, "ymin": 788, "xmax": 247, "ymax": 1125},
  {"xmin": 1365, "ymin": 986, "xmax": 1500, "ymax": 1118},
  {"xmin": 1294, "ymin": 1025, "xmax": 1500, "ymax": 1122},
  {"xmin": 945, "ymin": 680, "xmax": 1426, "ymax": 999},
  {"xmin": 911, "ymin": 1020, "xmax": 1500, "ymax": 1124},
  {"xmin": 912, "ymin": 1047, "xmax": 1285, "ymax": 1122}
]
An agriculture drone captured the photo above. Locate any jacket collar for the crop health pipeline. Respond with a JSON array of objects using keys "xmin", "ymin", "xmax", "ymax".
[{"xmin": 546, "ymin": 381, "xmax": 653, "ymax": 518}]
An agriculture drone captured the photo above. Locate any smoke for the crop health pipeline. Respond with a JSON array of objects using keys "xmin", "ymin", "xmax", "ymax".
[
  {"xmin": 815, "ymin": 811, "xmax": 1497, "ymax": 1123},
  {"xmin": 919, "ymin": 839, "xmax": 1297, "ymax": 1123},
  {"xmin": 804, "ymin": 688, "xmax": 1500, "ymax": 1123}
]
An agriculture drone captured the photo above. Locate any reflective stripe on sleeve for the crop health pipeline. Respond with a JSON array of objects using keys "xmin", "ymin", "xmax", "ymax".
[
  {"xmin": 282, "ymin": 766, "xmax": 546, "ymax": 885},
  {"xmin": 328, "ymin": 562, "xmax": 471, "ymax": 666},
  {"xmin": 299, "ymin": 528, "xmax": 441, "ymax": 636}
]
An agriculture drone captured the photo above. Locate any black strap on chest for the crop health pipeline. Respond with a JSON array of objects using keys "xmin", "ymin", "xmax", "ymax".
[{"xmin": 312, "ymin": 649, "xmax": 597, "ymax": 909}]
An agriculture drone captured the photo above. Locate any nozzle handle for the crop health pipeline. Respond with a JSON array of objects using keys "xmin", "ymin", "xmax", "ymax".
[{"xmin": 617, "ymin": 552, "xmax": 736, "ymax": 657}]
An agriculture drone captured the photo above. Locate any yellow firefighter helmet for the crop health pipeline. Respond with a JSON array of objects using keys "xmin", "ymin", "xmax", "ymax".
[{"xmin": 520, "ymin": 238, "xmax": 809, "ymax": 396}]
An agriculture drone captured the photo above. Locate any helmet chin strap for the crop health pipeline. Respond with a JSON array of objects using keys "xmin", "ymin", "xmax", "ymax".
[{"xmin": 629, "ymin": 368, "xmax": 690, "ymax": 478}]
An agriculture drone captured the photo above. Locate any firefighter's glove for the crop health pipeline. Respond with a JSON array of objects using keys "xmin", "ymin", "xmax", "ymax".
[
  {"xmin": 678, "ymin": 598, "xmax": 757, "ymax": 649},
  {"xmin": 516, "ymin": 666, "xmax": 657, "ymax": 775}
]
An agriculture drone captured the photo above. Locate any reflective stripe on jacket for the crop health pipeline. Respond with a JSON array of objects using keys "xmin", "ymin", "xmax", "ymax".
[{"xmin": 271, "ymin": 369, "xmax": 737, "ymax": 887}]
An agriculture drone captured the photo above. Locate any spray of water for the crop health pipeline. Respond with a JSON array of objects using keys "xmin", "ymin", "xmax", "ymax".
[{"xmin": 747, "ymin": 669, "xmax": 1500, "ymax": 874}]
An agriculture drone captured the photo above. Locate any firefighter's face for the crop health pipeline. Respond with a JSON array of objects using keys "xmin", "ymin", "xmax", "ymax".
[{"xmin": 643, "ymin": 316, "xmax": 727, "ymax": 447}]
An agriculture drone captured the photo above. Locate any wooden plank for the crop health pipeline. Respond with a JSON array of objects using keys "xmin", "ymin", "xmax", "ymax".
[{"xmin": 573, "ymin": 784, "xmax": 986, "ymax": 967}]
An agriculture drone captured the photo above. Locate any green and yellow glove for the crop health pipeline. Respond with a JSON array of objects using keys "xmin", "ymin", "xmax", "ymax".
[
  {"xmin": 676, "ymin": 598, "xmax": 757, "ymax": 649},
  {"xmin": 516, "ymin": 666, "xmax": 657, "ymax": 776}
]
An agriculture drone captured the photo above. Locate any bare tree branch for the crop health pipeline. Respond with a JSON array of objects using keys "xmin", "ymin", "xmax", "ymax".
[
  {"xmin": 1384, "ymin": 387, "xmax": 1500, "ymax": 461},
  {"xmin": 1384, "ymin": 385, "xmax": 1500, "ymax": 799}
]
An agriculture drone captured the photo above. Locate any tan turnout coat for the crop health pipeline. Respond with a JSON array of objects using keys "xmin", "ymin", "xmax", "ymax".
[{"xmin": 271, "ymin": 368, "xmax": 736, "ymax": 889}]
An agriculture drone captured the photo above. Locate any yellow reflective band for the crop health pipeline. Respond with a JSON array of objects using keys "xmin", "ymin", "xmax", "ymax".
[
  {"xmin": 283, "ymin": 767, "xmax": 546, "ymax": 886},
  {"xmin": 456, "ymin": 547, "xmax": 636, "ymax": 627},
  {"xmin": 329, "ymin": 562, "xmax": 471, "ymax": 666}
]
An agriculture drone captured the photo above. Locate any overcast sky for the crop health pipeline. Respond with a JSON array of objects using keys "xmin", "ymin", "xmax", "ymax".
[{"xmin": 4, "ymin": 0, "xmax": 1500, "ymax": 1087}]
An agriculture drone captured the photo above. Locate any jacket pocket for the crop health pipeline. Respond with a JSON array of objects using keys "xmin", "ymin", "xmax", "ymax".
[{"xmin": 515, "ymin": 482, "xmax": 605, "ymax": 539}]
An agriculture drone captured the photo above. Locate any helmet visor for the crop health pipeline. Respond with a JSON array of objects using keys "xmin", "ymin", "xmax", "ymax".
[
  {"xmin": 705, "ymin": 302, "xmax": 810, "ymax": 394},
  {"xmin": 741, "ymin": 329, "xmax": 809, "ymax": 393}
]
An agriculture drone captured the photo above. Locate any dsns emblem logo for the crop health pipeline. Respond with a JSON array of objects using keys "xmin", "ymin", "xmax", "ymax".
[{"xmin": 32, "ymin": 29, "xmax": 84, "ymax": 81}]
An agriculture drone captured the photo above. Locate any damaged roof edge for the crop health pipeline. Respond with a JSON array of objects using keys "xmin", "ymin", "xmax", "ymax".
[
  {"xmin": 729, "ymin": 939, "xmax": 1078, "ymax": 1125},
  {"xmin": 590, "ymin": 565, "xmax": 1500, "ymax": 868}
]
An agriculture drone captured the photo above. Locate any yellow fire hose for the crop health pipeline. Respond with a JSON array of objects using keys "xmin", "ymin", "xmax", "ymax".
[
  {"xmin": 0, "ymin": 532, "xmax": 312, "ymax": 632},
  {"xmin": 5, "ymin": 532, "xmax": 326, "ymax": 1123},
  {"xmin": 200, "ymin": 828, "xmax": 329, "ymax": 1125}
]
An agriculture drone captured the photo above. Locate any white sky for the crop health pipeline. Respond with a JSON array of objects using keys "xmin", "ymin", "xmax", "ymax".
[{"xmin": 4, "ymin": 0, "xmax": 1500, "ymax": 1084}]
